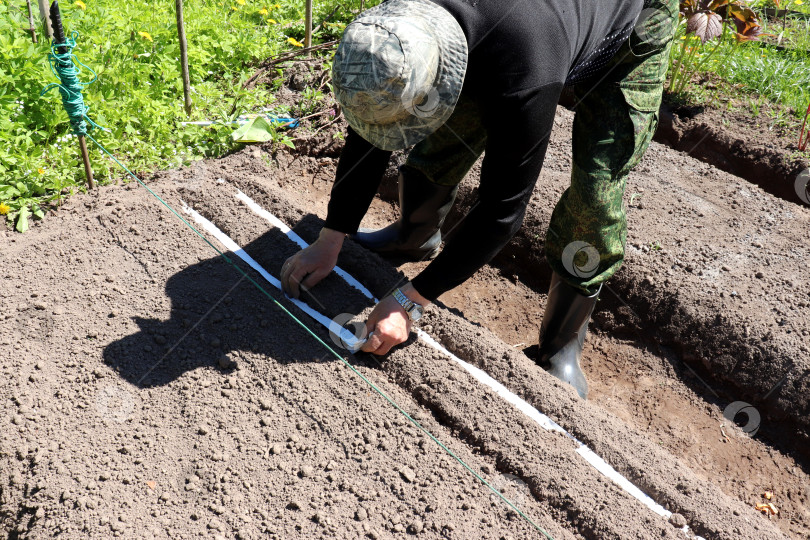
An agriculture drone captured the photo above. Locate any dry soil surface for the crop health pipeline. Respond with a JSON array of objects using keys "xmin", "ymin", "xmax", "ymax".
[{"xmin": 1, "ymin": 104, "xmax": 808, "ymax": 540}]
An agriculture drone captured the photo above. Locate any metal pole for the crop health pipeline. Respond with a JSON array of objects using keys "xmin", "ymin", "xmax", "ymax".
[
  {"xmin": 50, "ymin": 1, "xmax": 94, "ymax": 189},
  {"xmin": 26, "ymin": 0, "xmax": 38, "ymax": 43},
  {"xmin": 305, "ymin": 0, "xmax": 312, "ymax": 49},
  {"xmin": 175, "ymin": 0, "xmax": 193, "ymax": 115}
]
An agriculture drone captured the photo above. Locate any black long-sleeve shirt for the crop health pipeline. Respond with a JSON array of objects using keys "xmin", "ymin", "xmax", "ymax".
[{"xmin": 325, "ymin": 0, "xmax": 644, "ymax": 301}]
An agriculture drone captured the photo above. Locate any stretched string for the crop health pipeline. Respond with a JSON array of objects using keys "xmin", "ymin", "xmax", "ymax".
[
  {"xmin": 87, "ymin": 131, "xmax": 554, "ymax": 539},
  {"xmin": 40, "ymin": 30, "xmax": 555, "ymax": 538}
]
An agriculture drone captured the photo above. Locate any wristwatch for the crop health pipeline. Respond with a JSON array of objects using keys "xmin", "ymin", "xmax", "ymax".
[{"xmin": 392, "ymin": 288, "xmax": 424, "ymax": 322}]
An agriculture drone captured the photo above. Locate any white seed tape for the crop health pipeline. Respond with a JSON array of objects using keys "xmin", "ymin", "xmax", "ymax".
[
  {"xmin": 415, "ymin": 329, "xmax": 566, "ymax": 434},
  {"xmin": 188, "ymin": 195, "xmax": 701, "ymax": 538},
  {"xmin": 180, "ymin": 202, "xmax": 362, "ymax": 351},
  {"xmin": 234, "ymin": 190, "xmax": 376, "ymax": 301},
  {"xmin": 417, "ymin": 329, "xmax": 674, "ymax": 521}
]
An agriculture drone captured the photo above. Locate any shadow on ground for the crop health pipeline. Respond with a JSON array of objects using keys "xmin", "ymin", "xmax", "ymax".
[{"xmin": 102, "ymin": 220, "xmax": 394, "ymax": 388}]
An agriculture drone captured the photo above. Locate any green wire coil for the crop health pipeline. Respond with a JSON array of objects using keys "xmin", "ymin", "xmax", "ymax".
[{"xmin": 41, "ymin": 31, "xmax": 104, "ymax": 137}]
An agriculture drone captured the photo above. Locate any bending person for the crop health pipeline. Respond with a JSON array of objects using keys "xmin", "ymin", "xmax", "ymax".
[{"xmin": 281, "ymin": 0, "xmax": 677, "ymax": 399}]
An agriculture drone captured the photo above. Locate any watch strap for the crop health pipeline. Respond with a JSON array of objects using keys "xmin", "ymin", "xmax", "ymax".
[{"xmin": 393, "ymin": 288, "xmax": 419, "ymax": 319}]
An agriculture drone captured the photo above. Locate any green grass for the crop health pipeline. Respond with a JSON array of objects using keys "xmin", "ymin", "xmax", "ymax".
[
  {"xmin": 668, "ymin": 12, "xmax": 810, "ymax": 123},
  {"xmin": 717, "ymin": 47, "xmax": 810, "ymax": 113},
  {"xmin": 0, "ymin": 0, "xmax": 373, "ymax": 232},
  {"xmin": 4, "ymin": 0, "xmax": 805, "ymax": 232}
]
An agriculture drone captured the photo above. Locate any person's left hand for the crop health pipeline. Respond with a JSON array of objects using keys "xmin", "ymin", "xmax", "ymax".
[{"xmin": 361, "ymin": 283, "xmax": 429, "ymax": 355}]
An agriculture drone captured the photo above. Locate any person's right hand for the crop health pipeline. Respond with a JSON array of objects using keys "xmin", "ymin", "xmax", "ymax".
[{"xmin": 280, "ymin": 228, "xmax": 345, "ymax": 299}]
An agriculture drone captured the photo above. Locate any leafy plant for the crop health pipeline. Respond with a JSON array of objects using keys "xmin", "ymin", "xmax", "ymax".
[
  {"xmin": 297, "ymin": 86, "xmax": 324, "ymax": 116},
  {"xmin": 0, "ymin": 0, "xmax": 292, "ymax": 230},
  {"xmin": 670, "ymin": 0, "xmax": 765, "ymax": 93},
  {"xmin": 1, "ymin": 0, "xmax": 376, "ymax": 232}
]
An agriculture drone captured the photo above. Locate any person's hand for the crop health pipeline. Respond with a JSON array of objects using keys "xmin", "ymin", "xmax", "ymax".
[
  {"xmin": 281, "ymin": 228, "xmax": 345, "ymax": 298},
  {"xmin": 361, "ymin": 283, "xmax": 429, "ymax": 355}
]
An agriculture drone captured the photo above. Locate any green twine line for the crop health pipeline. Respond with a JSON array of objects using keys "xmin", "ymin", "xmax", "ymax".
[
  {"xmin": 41, "ymin": 31, "xmax": 104, "ymax": 136},
  {"xmin": 37, "ymin": 34, "xmax": 555, "ymax": 536},
  {"xmin": 87, "ymin": 132, "xmax": 554, "ymax": 539}
]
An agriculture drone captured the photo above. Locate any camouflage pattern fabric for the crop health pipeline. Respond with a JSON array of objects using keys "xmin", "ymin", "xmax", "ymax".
[
  {"xmin": 405, "ymin": 0, "xmax": 678, "ymax": 294},
  {"xmin": 545, "ymin": 0, "xmax": 678, "ymax": 294},
  {"xmin": 402, "ymin": 94, "xmax": 487, "ymax": 186},
  {"xmin": 332, "ymin": 0, "xmax": 468, "ymax": 151}
]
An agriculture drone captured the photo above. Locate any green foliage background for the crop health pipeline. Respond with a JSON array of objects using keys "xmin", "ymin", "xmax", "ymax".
[
  {"xmin": 1, "ymin": 0, "xmax": 806, "ymax": 232},
  {"xmin": 0, "ymin": 0, "xmax": 375, "ymax": 231}
]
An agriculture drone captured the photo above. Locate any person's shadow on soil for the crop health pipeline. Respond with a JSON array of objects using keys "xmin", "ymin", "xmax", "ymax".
[{"xmin": 103, "ymin": 214, "xmax": 410, "ymax": 388}]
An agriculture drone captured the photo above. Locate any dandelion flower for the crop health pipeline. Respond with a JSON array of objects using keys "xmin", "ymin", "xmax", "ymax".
[
  {"xmin": 288, "ymin": 37, "xmax": 304, "ymax": 47},
  {"xmin": 236, "ymin": 0, "xmax": 245, "ymax": 5},
  {"xmin": 0, "ymin": 203, "xmax": 10, "ymax": 215},
  {"xmin": 74, "ymin": 0, "xmax": 86, "ymax": 10},
  {"xmin": 139, "ymin": 31, "xmax": 153, "ymax": 42},
  {"xmin": 258, "ymin": 7, "xmax": 268, "ymax": 15},
  {"xmin": 267, "ymin": 18, "xmax": 277, "ymax": 23},
  {"xmin": 37, "ymin": 168, "xmax": 45, "ymax": 174}
]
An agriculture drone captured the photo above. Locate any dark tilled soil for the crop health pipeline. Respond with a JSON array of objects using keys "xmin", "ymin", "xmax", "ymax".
[
  {"xmin": 251, "ymin": 104, "xmax": 810, "ymax": 536},
  {"xmin": 1, "ymin": 97, "xmax": 808, "ymax": 539},
  {"xmin": 0, "ymin": 176, "xmax": 573, "ymax": 539},
  {"xmin": 370, "ymin": 105, "xmax": 810, "ymax": 467},
  {"xmin": 560, "ymin": 87, "xmax": 810, "ymax": 207},
  {"xmin": 482, "ymin": 106, "xmax": 810, "ymax": 461}
]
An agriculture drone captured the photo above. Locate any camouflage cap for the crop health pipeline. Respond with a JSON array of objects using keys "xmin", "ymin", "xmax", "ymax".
[{"xmin": 332, "ymin": 0, "xmax": 468, "ymax": 151}]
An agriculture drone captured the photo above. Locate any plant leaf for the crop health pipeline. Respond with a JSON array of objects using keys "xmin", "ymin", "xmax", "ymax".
[
  {"xmin": 16, "ymin": 206, "xmax": 30, "ymax": 233},
  {"xmin": 231, "ymin": 117, "xmax": 275, "ymax": 143},
  {"xmin": 707, "ymin": 0, "xmax": 730, "ymax": 10},
  {"xmin": 686, "ymin": 11, "xmax": 723, "ymax": 43},
  {"xmin": 728, "ymin": 4, "xmax": 756, "ymax": 23}
]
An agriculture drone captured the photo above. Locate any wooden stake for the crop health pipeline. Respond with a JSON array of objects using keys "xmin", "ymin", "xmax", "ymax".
[
  {"xmin": 26, "ymin": 0, "xmax": 38, "ymax": 43},
  {"xmin": 304, "ymin": 0, "xmax": 313, "ymax": 49},
  {"xmin": 175, "ymin": 0, "xmax": 192, "ymax": 115},
  {"xmin": 37, "ymin": 0, "xmax": 53, "ymax": 40},
  {"xmin": 78, "ymin": 135, "xmax": 95, "ymax": 189}
]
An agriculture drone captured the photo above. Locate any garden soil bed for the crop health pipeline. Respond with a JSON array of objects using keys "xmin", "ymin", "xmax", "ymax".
[
  {"xmin": 1, "ymin": 102, "xmax": 808, "ymax": 539},
  {"xmin": 654, "ymin": 101, "xmax": 810, "ymax": 206},
  {"xmin": 559, "ymin": 89, "xmax": 810, "ymax": 207}
]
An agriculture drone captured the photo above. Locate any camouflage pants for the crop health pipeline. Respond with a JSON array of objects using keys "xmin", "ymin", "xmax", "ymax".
[{"xmin": 403, "ymin": 0, "xmax": 678, "ymax": 294}]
